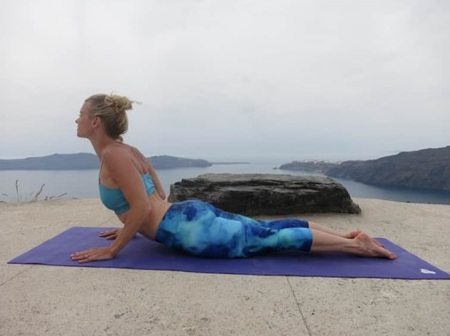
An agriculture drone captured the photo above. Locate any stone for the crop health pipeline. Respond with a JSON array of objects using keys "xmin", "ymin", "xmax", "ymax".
[{"xmin": 168, "ymin": 173, "xmax": 361, "ymax": 215}]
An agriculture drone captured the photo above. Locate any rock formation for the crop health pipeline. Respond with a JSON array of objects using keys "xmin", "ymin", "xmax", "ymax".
[
  {"xmin": 279, "ymin": 146, "xmax": 450, "ymax": 192},
  {"xmin": 168, "ymin": 173, "xmax": 361, "ymax": 215},
  {"xmin": 326, "ymin": 146, "xmax": 450, "ymax": 191}
]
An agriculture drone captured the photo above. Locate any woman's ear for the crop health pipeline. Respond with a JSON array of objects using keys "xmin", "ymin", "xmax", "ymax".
[{"xmin": 91, "ymin": 116, "xmax": 101, "ymax": 129}]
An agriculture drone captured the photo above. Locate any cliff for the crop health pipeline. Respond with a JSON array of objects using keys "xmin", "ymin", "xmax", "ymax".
[
  {"xmin": 279, "ymin": 146, "xmax": 450, "ymax": 192},
  {"xmin": 1, "ymin": 198, "xmax": 449, "ymax": 336}
]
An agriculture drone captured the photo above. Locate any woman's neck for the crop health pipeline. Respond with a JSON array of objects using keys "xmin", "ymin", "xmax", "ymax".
[{"xmin": 89, "ymin": 135, "xmax": 121, "ymax": 158}]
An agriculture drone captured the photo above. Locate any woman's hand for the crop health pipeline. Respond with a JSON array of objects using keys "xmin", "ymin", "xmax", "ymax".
[
  {"xmin": 99, "ymin": 229, "xmax": 121, "ymax": 240},
  {"xmin": 71, "ymin": 247, "xmax": 115, "ymax": 263},
  {"xmin": 99, "ymin": 229, "xmax": 137, "ymax": 241}
]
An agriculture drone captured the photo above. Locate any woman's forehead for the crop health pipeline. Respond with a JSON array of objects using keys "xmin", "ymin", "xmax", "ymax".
[{"xmin": 81, "ymin": 101, "xmax": 91, "ymax": 113}]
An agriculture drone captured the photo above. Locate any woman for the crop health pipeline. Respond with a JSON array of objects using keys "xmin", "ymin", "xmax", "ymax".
[{"xmin": 71, "ymin": 93, "xmax": 396, "ymax": 263}]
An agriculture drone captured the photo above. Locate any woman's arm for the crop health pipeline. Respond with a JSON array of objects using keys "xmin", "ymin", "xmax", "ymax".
[
  {"xmin": 104, "ymin": 148, "xmax": 151, "ymax": 256},
  {"xmin": 71, "ymin": 147, "xmax": 151, "ymax": 263},
  {"xmin": 130, "ymin": 146, "xmax": 166, "ymax": 200},
  {"xmin": 147, "ymin": 161, "xmax": 166, "ymax": 200}
]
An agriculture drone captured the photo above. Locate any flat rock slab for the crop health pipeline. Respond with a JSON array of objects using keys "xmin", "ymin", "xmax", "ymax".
[{"xmin": 168, "ymin": 173, "xmax": 361, "ymax": 215}]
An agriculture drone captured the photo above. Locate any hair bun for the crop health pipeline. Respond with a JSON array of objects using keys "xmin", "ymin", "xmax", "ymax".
[{"xmin": 105, "ymin": 94, "xmax": 133, "ymax": 114}]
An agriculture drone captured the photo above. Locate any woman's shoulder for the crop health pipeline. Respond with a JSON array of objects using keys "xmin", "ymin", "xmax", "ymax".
[
  {"xmin": 128, "ymin": 145, "xmax": 147, "ymax": 158},
  {"xmin": 101, "ymin": 143, "xmax": 134, "ymax": 167},
  {"xmin": 102, "ymin": 143, "xmax": 148, "ymax": 174}
]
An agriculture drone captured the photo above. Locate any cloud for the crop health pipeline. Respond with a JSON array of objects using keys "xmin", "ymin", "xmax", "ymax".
[{"xmin": 0, "ymin": 0, "xmax": 449, "ymax": 160}]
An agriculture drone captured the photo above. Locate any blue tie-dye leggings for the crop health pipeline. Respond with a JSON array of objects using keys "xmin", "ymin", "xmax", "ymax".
[{"xmin": 154, "ymin": 200, "xmax": 313, "ymax": 258}]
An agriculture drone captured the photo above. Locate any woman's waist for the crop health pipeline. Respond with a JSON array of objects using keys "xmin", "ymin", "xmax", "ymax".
[
  {"xmin": 118, "ymin": 194, "xmax": 172, "ymax": 239},
  {"xmin": 145, "ymin": 194, "xmax": 172, "ymax": 238}
]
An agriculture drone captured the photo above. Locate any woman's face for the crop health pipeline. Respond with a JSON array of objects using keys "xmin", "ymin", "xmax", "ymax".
[{"xmin": 75, "ymin": 101, "xmax": 94, "ymax": 138}]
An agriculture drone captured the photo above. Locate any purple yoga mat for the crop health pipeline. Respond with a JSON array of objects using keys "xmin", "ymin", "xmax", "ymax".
[{"xmin": 8, "ymin": 226, "xmax": 450, "ymax": 279}]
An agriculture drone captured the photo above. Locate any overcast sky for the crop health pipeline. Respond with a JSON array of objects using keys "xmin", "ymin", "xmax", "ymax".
[{"xmin": 0, "ymin": 0, "xmax": 448, "ymax": 162}]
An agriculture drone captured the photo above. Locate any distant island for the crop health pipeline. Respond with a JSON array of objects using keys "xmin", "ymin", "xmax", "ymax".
[
  {"xmin": 0, "ymin": 153, "xmax": 212, "ymax": 170},
  {"xmin": 2, "ymin": 147, "xmax": 449, "ymax": 193},
  {"xmin": 279, "ymin": 146, "xmax": 450, "ymax": 192}
]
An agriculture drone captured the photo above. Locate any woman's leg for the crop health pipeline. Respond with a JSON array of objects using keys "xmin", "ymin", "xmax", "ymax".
[
  {"xmin": 308, "ymin": 221, "xmax": 361, "ymax": 239},
  {"xmin": 156, "ymin": 200, "xmax": 247, "ymax": 258},
  {"xmin": 213, "ymin": 207, "xmax": 310, "ymax": 230},
  {"xmin": 237, "ymin": 215, "xmax": 395, "ymax": 258},
  {"xmin": 310, "ymin": 230, "xmax": 396, "ymax": 259},
  {"xmin": 213, "ymin": 208, "xmax": 360, "ymax": 239},
  {"xmin": 157, "ymin": 201, "xmax": 396, "ymax": 259},
  {"xmin": 157, "ymin": 200, "xmax": 312, "ymax": 258}
]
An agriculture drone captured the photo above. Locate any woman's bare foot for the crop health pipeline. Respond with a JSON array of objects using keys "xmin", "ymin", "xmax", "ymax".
[
  {"xmin": 354, "ymin": 232, "xmax": 397, "ymax": 259},
  {"xmin": 343, "ymin": 230, "xmax": 362, "ymax": 239},
  {"xmin": 344, "ymin": 230, "xmax": 385, "ymax": 248}
]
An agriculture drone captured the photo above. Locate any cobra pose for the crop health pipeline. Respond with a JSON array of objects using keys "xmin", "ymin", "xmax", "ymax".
[{"xmin": 71, "ymin": 93, "xmax": 396, "ymax": 263}]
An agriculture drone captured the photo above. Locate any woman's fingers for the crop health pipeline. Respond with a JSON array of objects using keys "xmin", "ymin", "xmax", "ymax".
[
  {"xmin": 99, "ymin": 229, "xmax": 116, "ymax": 236},
  {"xmin": 99, "ymin": 229, "xmax": 119, "ymax": 239},
  {"xmin": 70, "ymin": 247, "xmax": 114, "ymax": 263},
  {"xmin": 70, "ymin": 249, "xmax": 93, "ymax": 263}
]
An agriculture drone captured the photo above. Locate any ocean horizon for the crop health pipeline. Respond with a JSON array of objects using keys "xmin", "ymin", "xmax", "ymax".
[{"xmin": 0, "ymin": 161, "xmax": 449, "ymax": 205}]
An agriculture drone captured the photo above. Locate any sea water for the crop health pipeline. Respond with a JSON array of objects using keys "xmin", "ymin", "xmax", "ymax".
[{"xmin": 0, "ymin": 163, "xmax": 448, "ymax": 205}]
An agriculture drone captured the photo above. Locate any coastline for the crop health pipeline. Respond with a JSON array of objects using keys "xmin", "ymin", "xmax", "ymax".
[
  {"xmin": 1, "ymin": 167, "xmax": 449, "ymax": 205},
  {"xmin": 1, "ymin": 198, "xmax": 449, "ymax": 335}
]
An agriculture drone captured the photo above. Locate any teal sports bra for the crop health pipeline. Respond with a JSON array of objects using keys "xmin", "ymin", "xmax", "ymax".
[{"xmin": 99, "ymin": 173, "xmax": 155, "ymax": 214}]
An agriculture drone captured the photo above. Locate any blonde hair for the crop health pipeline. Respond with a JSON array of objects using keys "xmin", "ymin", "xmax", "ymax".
[{"xmin": 85, "ymin": 93, "xmax": 134, "ymax": 142}]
